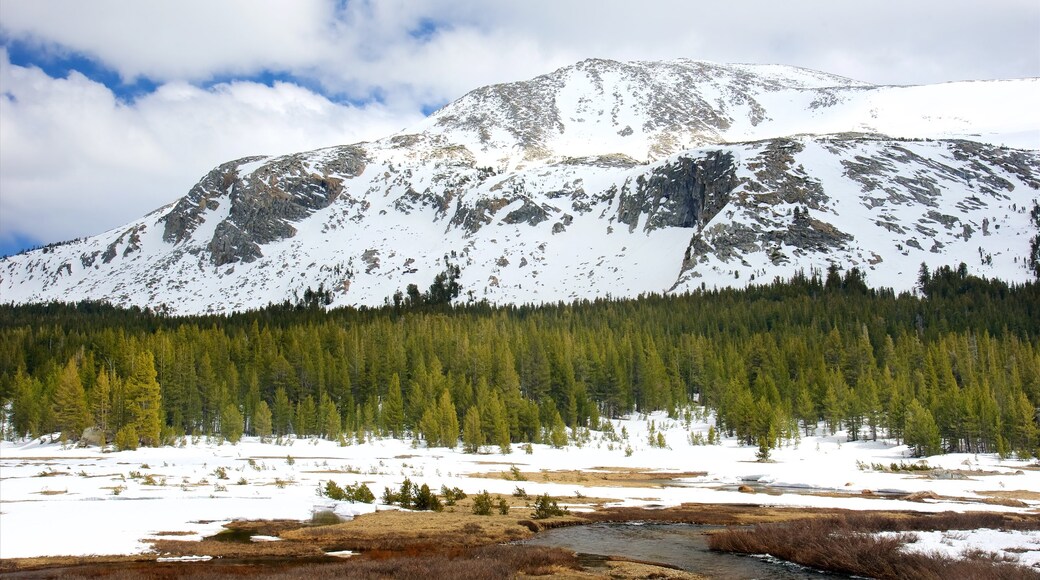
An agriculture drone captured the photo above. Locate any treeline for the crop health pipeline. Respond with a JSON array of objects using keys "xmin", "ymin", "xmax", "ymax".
[{"xmin": 0, "ymin": 265, "xmax": 1037, "ymax": 458}]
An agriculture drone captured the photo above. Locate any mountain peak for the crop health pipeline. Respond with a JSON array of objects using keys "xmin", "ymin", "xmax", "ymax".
[{"xmin": 3, "ymin": 59, "xmax": 1038, "ymax": 314}]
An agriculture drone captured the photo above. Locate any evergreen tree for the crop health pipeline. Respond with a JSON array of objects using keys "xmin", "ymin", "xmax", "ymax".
[
  {"xmin": 437, "ymin": 390, "xmax": 459, "ymax": 449},
  {"xmin": 91, "ymin": 368, "xmax": 112, "ymax": 439},
  {"xmin": 549, "ymin": 408, "xmax": 568, "ymax": 448},
  {"xmin": 220, "ymin": 403, "xmax": 244, "ymax": 443},
  {"xmin": 272, "ymin": 387, "xmax": 292, "ymax": 436},
  {"xmin": 383, "ymin": 373, "xmax": 404, "ymax": 438},
  {"xmin": 126, "ymin": 351, "xmax": 162, "ymax": 446},
  {"xmin": 904, "ymin": 399, "xmax": 942, "ymax": 457},
  {"xmin": 53, "ymin": 359, "xmax": 90, "ymax": 441},
  {"xmin": 254, "ymin": 400, "xmax": 273, "ymax": 441},
  {"xmin": 462, "ymin": 406, "xmax": 484, "ymax": 453}
]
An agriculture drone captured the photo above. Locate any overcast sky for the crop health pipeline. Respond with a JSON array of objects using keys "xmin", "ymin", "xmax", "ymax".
[{"xmin": 2, "ymin": 0, "xmax": 1038, "ymax": 255}]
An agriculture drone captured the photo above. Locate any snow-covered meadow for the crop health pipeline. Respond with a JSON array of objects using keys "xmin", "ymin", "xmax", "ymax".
[{"xmin": 2, "ymin": 410, "xmax": 1038, "ymax": 563}]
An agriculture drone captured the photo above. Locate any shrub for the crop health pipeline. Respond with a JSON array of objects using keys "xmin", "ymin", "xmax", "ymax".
[
  {"xmin": 532, "ymin": 494, "xmax": 568, "ymax": 519},
  {"xmin": 413, "ymin": 483, "xmax": 442, "ymax": 512},
  {"xmin": 322, "ymin": 480, "xmax": 375, "ymax": 503},
  {"xmin": 472, "ymin": 490, "xmax": 493, "ymax": 515},
  {"xmin": 115, "ymin": 426, "xmax": 138, "ymax": 451},
  {"xmin": 509, "ymin": 465, "xmax": 526, "ymax": 481},
  {"xmin": 383, "ymin": 478, "xmax": 441, "ymax": 511},
  {"xmin": 441, "ymin": 485, "xmax": 467, "ymax": 506},
  {"xmin": 498, "ymin": 498, "xmax": 510, "ymax": 515},
  {"xmin": 513, "ymin": 486, "xmax": 529, "ymax": 499}
]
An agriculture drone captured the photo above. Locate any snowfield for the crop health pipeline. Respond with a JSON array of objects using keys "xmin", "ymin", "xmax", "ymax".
[{"xmin": 2, "ymin": 410, "xmax": 1038, "ymax": 561}]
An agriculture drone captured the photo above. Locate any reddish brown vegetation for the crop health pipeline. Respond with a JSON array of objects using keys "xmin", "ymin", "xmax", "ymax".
[
  {"xmin": 0, "ymin": 545, "xmax": 580, "ymax": 580},
  {"xmin": 708, "ymin": 511, "xmax": 1040, "ymax": 580}
]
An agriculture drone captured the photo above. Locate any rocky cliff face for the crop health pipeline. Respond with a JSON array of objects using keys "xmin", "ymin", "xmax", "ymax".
[{"xmin": 2, "ymin": 59, "xmax": 1038, "ymax": 314}]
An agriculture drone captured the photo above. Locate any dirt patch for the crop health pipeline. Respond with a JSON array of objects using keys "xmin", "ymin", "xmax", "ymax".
[
  {"xmin": 978, "ymin": 489, "xmax": 1040, "ymax": 502},
  {"xmin": 470, "ymin": 466, "xmax": 707, "ymax": 488}
]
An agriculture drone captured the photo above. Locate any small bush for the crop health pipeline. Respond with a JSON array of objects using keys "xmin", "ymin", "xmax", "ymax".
[
  {"xmin": 115, "ymin": 426, "xmax": 138, "ymax": 451},
  {"xmin": 383, "ymin": 478, "xmax": 441, "ymax": 511},
  {"xmin": 321, "ymin": 480, "xmax": 375, "ymax": 503},
  {"xmin": 498, "ymin": 498, "xmax": 510, "ymax": 515},
  {"xmin": 532, "ymin": 494, "xmax": 568, "ymax": 519},
  {"xmin": 472, "ymin": 490, "xmax": 494, "ymax": 515},
  {"xmin": 213, "ymin": 466, "xmax": 229, "ymax": 480},
  {"xmin": 441, "ymin": 485, "xmax": 467, "ymax": 506},
  {"xmin": 413, "ymin": 483, "xmax": 442, "ymax": 512},
  {"xmin": 509, "ymin": 465, "xmax": 526, "ymax": 481},
  {"xmin": 513, "ymin": 486, "xmax": 529, "ymax": 499}
]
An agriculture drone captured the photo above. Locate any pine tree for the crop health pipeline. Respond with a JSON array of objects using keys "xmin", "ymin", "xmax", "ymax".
[
  {"xmin": 462, "ymin": 406, "xmax": 484, "ymax": 453},
  {"xmin": 383, "ymin": 373, "xmax": 404, "ymax": 438},
  {"xmin": 904, "ymin": 399, "xmax": 942, "ymax": 457},
  {"xmin": 794, "ymin": 386, "xmax": 816, "ymax": 436},
  {"xmin": 437, "ymin": 390, "xmax": 459, "ymax": 449},
  {"xmin": 489, "ymin": 392, "xmax": 512, "ymax": 454},
  {"xmin": 419, "ymin": 406, "xmax": 440, "ymax": 447},
  {"xmin": 220, "ymin": 403, "xmax": 244, "ymax": 443},
  {"xmin": 53, "ymin": 359, "xmax": 90, "ymax": 442},
  {"xmin": 126, "ymin": 351, "xmax": 162, "ymax": 447},
  {"xmin": 91, "ymin": 368, "xmax": 112, "ymax": 439},
  {"xmin": 254, "ymin": 400, "xmax": 273, "ymax": 441},
  {"xmin": 1008, "ymin": 392, "xmax": 1039, "ymax": 458},
  {"xmin": 272, "ymin": 387, "xmax": 292, "ymax": 436},
  {"xmin": 549, "ymin": 408, "xmax": 568, "ymax": 448}
]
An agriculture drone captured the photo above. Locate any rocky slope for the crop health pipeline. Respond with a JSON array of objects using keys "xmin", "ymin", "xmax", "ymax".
[{"xmin": 2, "ymin": 59, "xmax": 1039, "ymax": 314}]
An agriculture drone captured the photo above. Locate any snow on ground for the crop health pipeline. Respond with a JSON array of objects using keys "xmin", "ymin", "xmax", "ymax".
[
  {"xmin": 2, "ymin": 410, "xmax": 1038, "ymax": 559},
  {"xmin": 880, "ymin": 529, "xmax": 1040, "ymax": 569}
]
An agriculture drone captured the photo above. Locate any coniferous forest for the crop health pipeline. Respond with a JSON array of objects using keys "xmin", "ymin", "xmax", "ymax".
[{"xmin": 1, "ymin": 264, "xmax": 1037, "ymax": 459}]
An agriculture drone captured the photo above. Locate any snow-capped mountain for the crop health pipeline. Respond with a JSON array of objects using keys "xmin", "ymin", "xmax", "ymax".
[{"xmin": 3, "ymin": 59, "xmax": 1039, "ymax": 314}]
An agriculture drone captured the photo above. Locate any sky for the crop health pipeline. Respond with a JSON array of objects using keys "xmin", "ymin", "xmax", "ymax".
[{"xmin": 1, "ymin": 0, "xmax": 1038, "ymax": 256}]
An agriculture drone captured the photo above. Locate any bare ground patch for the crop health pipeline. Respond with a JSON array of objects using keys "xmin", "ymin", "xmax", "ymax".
[{"xmin": 470, "ymin": 466, "xmax": 707, "ymax": 488}]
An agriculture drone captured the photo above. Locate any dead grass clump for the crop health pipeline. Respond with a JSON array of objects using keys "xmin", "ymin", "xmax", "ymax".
[
  {"xmin": 470, "ymin": 467, "xmax": 707, "ymax": 488},
  {"xmin": 280, "ymin": 508, "xmax": 557, "ymax": 552},
  {"xmin": 708, "ymin": 512, "xmax": 1040, "ymax": 580},
  {"xmin": 583, "ymin": 503, "xmax": 852, "ymax": 526}
]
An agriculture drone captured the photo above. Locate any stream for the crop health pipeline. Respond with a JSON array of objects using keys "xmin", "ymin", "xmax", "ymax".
[{"xmin": 523, "ymin": 523, "xmax": 848, "ymax": 579}]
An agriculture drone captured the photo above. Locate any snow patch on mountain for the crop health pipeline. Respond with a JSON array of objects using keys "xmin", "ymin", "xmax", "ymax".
[{"xmin": 2, "ymin": 58, "xmax": 1038, "ymax": 314}]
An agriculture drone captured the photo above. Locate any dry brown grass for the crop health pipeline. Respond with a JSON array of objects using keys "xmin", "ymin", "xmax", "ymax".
[
  {"xmin": 469, "ymin": 466, "xmax": 706, "ymax": 488},
  {"xmin": 583, "ymin": 502, "xmax": 857, "ymax": 526},
  {"xmin": 978, "ymin": 489, "xmax": 1040, "ymax": 501},
  {"xmin": 0, "ymin": 545, "xmax": 583, "ymax": 579},
  {"xmin": 708, "ymin": 511, "xmax": 1040, "ymax": 580},
  {"xmin": 8, "ymin": 503, "xmax": 1039, "ymax": 578},
  {"xmin": 281, "ymin": 506, "xmax": 583, "ymax": 553}
]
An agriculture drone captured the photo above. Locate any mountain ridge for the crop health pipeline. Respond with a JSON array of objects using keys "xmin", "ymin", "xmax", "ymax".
[{"xmin": 2, "ymin": 58, "xmax": 1039, "ymax": 314}]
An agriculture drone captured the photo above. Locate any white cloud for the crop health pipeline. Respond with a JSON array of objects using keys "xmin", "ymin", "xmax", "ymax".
[
  {"xmin": 0, "ymin": 0, "xmax": 1037, "ymax": 247},
  {"xmin": 0, "ymin": 0, "xmax": 336, "ymax": 81},
  {"xmin": 0, "ymin": 50, "xmax": 422, "ymax": 245}
]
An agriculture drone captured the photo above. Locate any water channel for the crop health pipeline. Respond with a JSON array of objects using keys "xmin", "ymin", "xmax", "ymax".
[{"xmin": 523, "ymin": 522, "xmax": 848, "ymax": 579}]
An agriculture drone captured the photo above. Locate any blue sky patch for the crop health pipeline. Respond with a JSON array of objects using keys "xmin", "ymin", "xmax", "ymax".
[
  {"xmin": 0, "ymin": 232, "xmax": 42, "ymax": 258},
  {"xmin": 3, "ymin": 36, "xmax": 158, "ymax": 103},
  {"xmin": 409, "ymin": 18, "xmax": 441, "ymax": 43}
]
